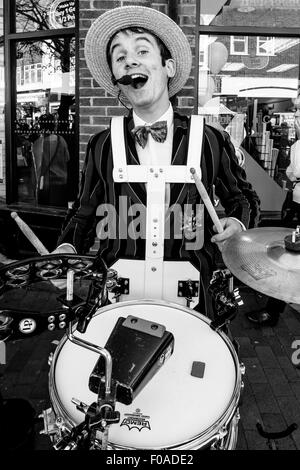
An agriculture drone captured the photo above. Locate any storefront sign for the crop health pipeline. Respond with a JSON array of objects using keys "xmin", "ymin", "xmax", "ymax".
[
  {"xmin": 17, "ymin": 91, "xmax": 47, "ymax": 104},
  {"xmin": 49, "ymin": 0, "xmax": 75, "ymax": 29}
]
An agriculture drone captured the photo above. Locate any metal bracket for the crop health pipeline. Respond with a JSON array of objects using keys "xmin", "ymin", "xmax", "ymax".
[
  {"xmin": 117, "ymin": 277, "xmax": 129, "ymax": 295},
  {"xmin": 177, "ymin": 280, "xmax": 199, "ymax": 299},
  {"xmin": 107, "ymin": 277, "xmax": 129, "ymax": 298}
]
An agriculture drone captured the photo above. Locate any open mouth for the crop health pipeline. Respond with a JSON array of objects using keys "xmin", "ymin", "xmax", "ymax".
[{"xmin": 130, "ymin": 73, "xmax": 148, "ymax": 89}]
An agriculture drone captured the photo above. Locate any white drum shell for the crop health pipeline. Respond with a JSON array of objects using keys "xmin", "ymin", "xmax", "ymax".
[{"xmin": 49, "ymin": 300, "xmax": 242, "ymax": 450}]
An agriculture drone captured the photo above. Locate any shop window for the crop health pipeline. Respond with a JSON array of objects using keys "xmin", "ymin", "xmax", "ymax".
[
  {"xmin": 230, "ymin": 36, "xmax": 248, "ymax": 55},
  {"xmin": 14, "ymin": 37, "xmax": 76, "ymax": 208},
  {"xmin": 16, "ymin": 0, "xmax": 75, "ymax": 33},
  {"xmin": 198, "ymin": 34, "xmax": 300, "ymax": 192},
  {"xmin": 257, "ymin": 37, "xmax": 275, "ymax": 56},
  {"xmin": 0, "ymin": 0, "xmax": 5, "ymax": 202}
]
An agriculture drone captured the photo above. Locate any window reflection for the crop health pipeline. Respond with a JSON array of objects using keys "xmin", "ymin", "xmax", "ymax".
[
  {"xmin": 198, "ymin": 35, "xmax": 299, "ymax": 190},
  {"xmin": 16, "ymin": 0, "xmax": 75, "ymax": 33},
  {"xmin": 32, "ymin": 114, "xmax": 70, "ymax": 206},
  {"xmin": 15, "ymin": 37, "xmax": 76, "ymax": 207},
  {"xmin": 200, "ymin": 0, "xmax": 300, "ymax": 28}
]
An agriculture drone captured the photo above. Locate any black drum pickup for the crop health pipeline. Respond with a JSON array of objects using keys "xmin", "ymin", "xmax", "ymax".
[{"xmin": 88, "ymin": 315, "xmax": 174, "ymax": 405}]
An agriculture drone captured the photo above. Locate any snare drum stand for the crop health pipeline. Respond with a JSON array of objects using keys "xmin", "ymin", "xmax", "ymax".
[
  {"xmin": 50, "ymin": 267, "xmax": 120, "ymax": 450},
  {"xmin": 51, "ymin": 322, "xmax": 120, "ymax": 450},
  {"xmin": 208, "ymin": 269, "xmax": 243, "ymax": 354}
]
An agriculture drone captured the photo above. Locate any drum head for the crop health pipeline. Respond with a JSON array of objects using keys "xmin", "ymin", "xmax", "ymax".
[{"xmin": 51, "ymin": 301, "xmax": 238, "ymax": 449}]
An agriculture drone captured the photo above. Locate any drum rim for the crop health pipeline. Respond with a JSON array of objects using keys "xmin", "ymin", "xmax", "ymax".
[{"xmin": 49, "ymin": 299, "xmax": 243, "ymax": 450}]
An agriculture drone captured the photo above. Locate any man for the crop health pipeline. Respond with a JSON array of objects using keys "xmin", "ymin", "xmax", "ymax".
[{"xmin": 57, "ymin": 5, "xmax": 260, "ymax": 316}]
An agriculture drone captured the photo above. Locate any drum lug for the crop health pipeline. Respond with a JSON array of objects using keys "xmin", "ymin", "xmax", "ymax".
[
  {"xmin": 240, "ymin": 362, "xmax": 246, "ymax": 375},
  {"xmin": 211, "ymin": 411, "xmax": 241, "ymax": 450},
  {"xmin": 211, "ymin": 425, "xmax": 229, "ymax": 450},
  {"xmin": 39, "ymin": 408, "xmax": 65, "ymax": 439},
  {"xmin": 239, "ymin": 381, "xmax": 245, "ymax": 406},
  {"xmin": 48, "ymin": 340, "xmax": 60, "ymax": 366},
  {"xmin": 48, "ymin": 352, "xmax": 54, "ymax": 366}
]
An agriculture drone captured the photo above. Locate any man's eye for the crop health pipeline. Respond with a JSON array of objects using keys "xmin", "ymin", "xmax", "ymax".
[
  {"xmin": 138, "ymin": 50, "xmax": 148, "ymax": 55},
  {"xmin": 116, "ymin": 56, "xmax": 125, "ymax": 62}
]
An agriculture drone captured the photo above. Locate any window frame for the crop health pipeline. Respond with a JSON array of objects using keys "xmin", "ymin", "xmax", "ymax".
[
  {"xmin": 230, "ymin": 35, "xmax": 248, "ymax": 56},
  {"xmin": 4, "ymin": 0, "xmax": 79, "ymax": 208},
  {"xmin": 257, "ymin": 36, "xmax": 275, "ymax": 57}
]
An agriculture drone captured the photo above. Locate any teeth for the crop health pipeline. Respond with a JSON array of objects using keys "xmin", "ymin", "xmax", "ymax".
[{"xmin": 130, "ymin": 74, "xmax": 147, "ymax": 79}]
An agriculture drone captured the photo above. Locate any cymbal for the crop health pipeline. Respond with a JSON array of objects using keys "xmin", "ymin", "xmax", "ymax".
[{"xmin": 222, "ymin": 227, "xmax": 300, "ymax": 304}]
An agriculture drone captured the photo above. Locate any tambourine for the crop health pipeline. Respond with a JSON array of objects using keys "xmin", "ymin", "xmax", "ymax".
[{"xmin": 0, "ymin": 254, "xmax": 107, "ymax": 341}]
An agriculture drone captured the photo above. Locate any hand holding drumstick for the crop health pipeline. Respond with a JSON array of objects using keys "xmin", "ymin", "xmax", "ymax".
[{"xmin": 190, "ymin": 168, "xmax": 243, "ymax": 248}]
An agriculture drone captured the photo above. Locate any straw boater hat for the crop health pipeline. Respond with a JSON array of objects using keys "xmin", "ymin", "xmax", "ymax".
[{"xmin": 84, "ymin": 5, "xmax": 192, "ymax": 98}]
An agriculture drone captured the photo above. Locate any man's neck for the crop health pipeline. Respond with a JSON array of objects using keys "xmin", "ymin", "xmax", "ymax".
[{"xmin": 133, "ymin": 101, "xmax": 171, "ymax": 124}]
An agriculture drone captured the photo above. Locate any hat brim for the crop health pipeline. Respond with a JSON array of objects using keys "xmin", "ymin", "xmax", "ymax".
[{"xmin": 84, "ymin": 6, "xmax": 192, "ymax": 99}]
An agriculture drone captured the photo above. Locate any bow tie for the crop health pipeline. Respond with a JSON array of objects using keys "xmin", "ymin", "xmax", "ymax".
[{"xmin": 131, "ymin": 120, "xmax": 168, "ymax": 149}]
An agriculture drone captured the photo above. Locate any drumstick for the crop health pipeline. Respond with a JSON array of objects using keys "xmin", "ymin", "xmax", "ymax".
[
  {"xmin": 11, "ymin": 211, "xmax": 49, "ymax": 255},
  {"xmin": 190, "ymin": 168, "xmax": 224, "ymax": 234}
]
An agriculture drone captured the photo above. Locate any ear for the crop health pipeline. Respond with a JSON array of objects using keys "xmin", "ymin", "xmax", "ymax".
[{"xmin": 165, "ymin": 58, "xmax": 176, "ymax": 79}]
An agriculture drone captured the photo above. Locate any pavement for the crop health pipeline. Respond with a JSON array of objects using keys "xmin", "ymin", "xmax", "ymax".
[{"xmin": 1, "ymin": 282, "xmax": 300, "ymax": 451}]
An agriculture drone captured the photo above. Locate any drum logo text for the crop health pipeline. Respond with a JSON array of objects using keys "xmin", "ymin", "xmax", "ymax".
[{"xmin": 120, "ymin": 409, "xmax": 151, "ymax": 432}]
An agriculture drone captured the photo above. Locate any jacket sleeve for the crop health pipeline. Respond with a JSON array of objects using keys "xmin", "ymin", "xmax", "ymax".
[
  {"xmin": 214, "ymin": 129, "xmax": 261, "ymax": 229},
  {"xmin": 57, "ymin": 132, "xmax": 107, "ymax": 253}
]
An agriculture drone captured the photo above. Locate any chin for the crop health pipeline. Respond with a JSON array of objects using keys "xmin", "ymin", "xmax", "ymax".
[{"xmin": 130, "ymin": 94, "xmax": 154, "ymax": 108}]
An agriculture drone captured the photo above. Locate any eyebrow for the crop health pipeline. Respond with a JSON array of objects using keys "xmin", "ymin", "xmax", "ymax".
[{"xmin": 110, "ymin": 36, "xmax": 154, "ymax": 57}]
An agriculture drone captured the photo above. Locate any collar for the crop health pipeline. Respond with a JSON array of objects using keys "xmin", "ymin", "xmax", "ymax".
[{"xmin": 133, "ymin": 103, "xmax": 174, "ymax": 128}]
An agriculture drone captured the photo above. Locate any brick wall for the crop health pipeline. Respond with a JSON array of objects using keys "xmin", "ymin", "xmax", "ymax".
[{"xmin": 78, "ymin": 0, "xmax": 197, "ymax": 164}]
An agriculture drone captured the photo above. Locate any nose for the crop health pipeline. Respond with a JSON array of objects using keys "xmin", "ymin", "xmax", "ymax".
[{"xmin": 124, "ymin": 54, "xmax": 140, "ymax": 68}]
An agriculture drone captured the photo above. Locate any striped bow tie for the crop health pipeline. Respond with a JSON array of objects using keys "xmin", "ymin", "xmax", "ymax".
[{"xmin": 131, "ymin": 121, "xmax": 168, "ymax": 149}]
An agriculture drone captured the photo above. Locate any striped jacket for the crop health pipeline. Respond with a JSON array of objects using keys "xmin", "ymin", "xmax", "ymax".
[{"xmin": 58, "ymin": 111, "xmax": 260, "ymax": 315}]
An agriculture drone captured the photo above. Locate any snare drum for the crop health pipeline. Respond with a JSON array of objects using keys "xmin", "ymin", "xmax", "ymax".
[{"xmin": 48, "ymin": 300, "xmax": 244, "ymax": 450}]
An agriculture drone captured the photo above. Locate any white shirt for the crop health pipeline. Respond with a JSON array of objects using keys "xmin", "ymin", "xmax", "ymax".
[
  {"xmin": 133, "ymin": 103, "xmax": 173, "ymax": 206},
  {"xmin": 133, "ymin": 103, "xmax": 174, "ymax": 166}
]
